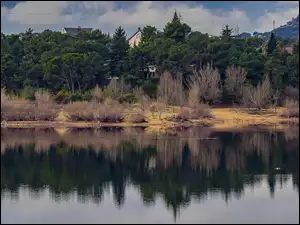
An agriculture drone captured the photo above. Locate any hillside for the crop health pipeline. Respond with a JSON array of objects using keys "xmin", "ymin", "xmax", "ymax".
[{"xmin": 253, "ymin": 15, "xmax": 299, "ymax": 39}]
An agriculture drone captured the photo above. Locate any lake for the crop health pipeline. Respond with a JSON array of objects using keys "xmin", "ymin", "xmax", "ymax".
[{"xmin": 1, "ymin": 127, "xmax": 299, "ymax": 224}]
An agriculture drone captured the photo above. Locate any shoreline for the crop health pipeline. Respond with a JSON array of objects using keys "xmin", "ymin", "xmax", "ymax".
[
  {"xmin": 1, "ymin": 119, "xmax": 296, "ymax": 131},
  {"xmin": 1, "ymin": 107, "xmax": 298, "ymax": 130}
]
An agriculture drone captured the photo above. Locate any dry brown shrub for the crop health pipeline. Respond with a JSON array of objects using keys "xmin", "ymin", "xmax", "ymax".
[
  {"xmin": 64, "ymin": 99, "xmax": 125, "ymax": 123},
  {"xmin": 1, "ymin": 90, "xmax": 59, "ymax": 121},
  {"xmin": 63, "ymin": 101, "xmax": 94, "ymax": 121},
  {"xmin": 168, "ymin": 105, "xmax": 212, "ymax": 122},
  {"xmin": 157, "ymin": 71, "xmax": 176, "ymax": 105},
  {"xmin": 186, "ymin": 63, "xmax": 222, "ymax": 104},
  {"xmin": 171, "ymin": 107, "xmax": 191, "ymax": 122},
  {"xmin": 1, "ymin": 103, "xmax": 35, "ymax": 121},
  {"xmin": 92, "ymin": 85, "xmax": 103, "ymax": 102},
  {"xmin": 149, "ymin": 102, "xmax": 158, "ymax": 116},
  {"xmin": 280, "ymin": 99, "xmax": 299, "ymax": 118},
  {"xmin": 34, "ymin": 106, "xmax": 60, "ymax": 121},
  {"xmin": 187, "ymin": 84, "xmax": 200, "ymax": 107},
  {"xmin": 134, "ymin": 87, "xmax": 150, "ymax": 112},
  {"xmin": 129, "ymin": 112, "xmax": 147, "ymax": 123},
  {"xmin": 103, "ymin": 97, "xmax": 120, "ymax": 107},
  {"xmin": 94, "ymin": 100, "xmax": 124, "ymax": 123},
  {"xmin": 242, "ymin": 76, "xmax": 273, "ymax": 110},
  {"xmin": 224, "ymin": 66, "xmax": 247, "ymax": 103},
  {"xmin": 189, "ymin": 104, "xmax": 212, "ymax": 119},
  {"xmin": 155, "ymin": 102, "xmax": 167, "ymax": 120},
  {"xmin": 33, "ymin": 90, "xmax": 59, "ymax": 120},
  {"xmin": 34, "ymin": 90, "xmax": 54, "ymax": 106}
]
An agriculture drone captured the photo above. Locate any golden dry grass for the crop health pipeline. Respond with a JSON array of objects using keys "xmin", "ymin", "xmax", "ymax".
[
  {"xmin": 2, "ymin": 98, "xmax": 298, "ymax": 130},
  {"xmin": 210, "ymin": 107, "xmax": 296, "ymax": 129},
  {"xmin": 55, "ymin": 111, "xmax": 69, "ymax": 121}
]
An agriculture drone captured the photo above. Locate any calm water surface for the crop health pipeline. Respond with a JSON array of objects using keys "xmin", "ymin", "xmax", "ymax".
[{"xmin": 1, "ymin": 127, "xmax": 299, "ymax": 224}]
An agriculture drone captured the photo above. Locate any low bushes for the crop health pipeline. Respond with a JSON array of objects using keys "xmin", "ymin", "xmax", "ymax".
[
  {"xmin": 63, "ymin": 99, "xmax": 125, "ymax": 123},
  {"xmin": 20, "ymin": 86, "xmax": 36, "ymax": 101},
  {"xmin": 117, "ymin": 93, "xmax": 137, "ymax": 104},
  {"xmin": 54, "ymin": 90, "xmax": 93, "ymax": 104},
  {"xmin": 148, "ymin": 102, "xmax": 166, "ymax": 119},
  {"xmin": 142, "ymin": 82, "xmax": 157, "ymax": 98},
  {"xmin": 129, "ymin": 113, "xmax": 147, "ymax": 123},
  {"xmin": 168, "ymin": 105, "xmax": 212, "ymax": 122},
  {"xmin": 54, "ymin": 90, "xmax": 70, "ymax": 104},
  {"xmin": 1, "ymin": 90, "xmax": 59, "ymax": 121},
  {"xmin": 280, "ymin": 99, "xmax": 299, "ymax": 118}
]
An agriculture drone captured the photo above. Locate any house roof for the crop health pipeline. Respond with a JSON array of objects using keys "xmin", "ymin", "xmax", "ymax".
[
  {"xmin": 63, "ymin": 27, "xmax": 93, "ymax": 34},
  {"xmin": 284, "ymin": 46, "xmax": 293, "ymax": 54},
  {"xmin": 128, "ymin": 28, "xmax": 142, "ymax": 41}
]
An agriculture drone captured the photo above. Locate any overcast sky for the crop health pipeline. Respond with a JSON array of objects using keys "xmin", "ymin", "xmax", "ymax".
[{"xmin": 1, "ymin": 1, "xmax": 299, "ymax": 36}]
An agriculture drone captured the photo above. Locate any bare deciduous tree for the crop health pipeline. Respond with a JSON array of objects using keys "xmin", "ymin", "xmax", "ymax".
[
  {"xmin": 187, "ymin": 83, "xmax": 200, "ymax": 108},
  {"xmin": 107, "ymin": 78, "xmax": 120, "ymax": 94},
  {"xmin": 224, "ymin": 66, "xmax": 247, "ymax": 103},
  {"xmin": 34, "ymin": 90, "xmax": 54, "ymax": 107},
  {"xmin": 174, "ymin": 72, "xmax": 186, "ymax": 107},
  {"xmin": 272, "ymin": 89, "xmax": 280, "ymax": 112},
  {"xmin": 119, "ymin": 76, "xmax": 131, "ymax": 95},
  {"xmin": 157, "ymin": 71, "xmax": 176, "ymax": 105},
  {"xmin": 108, "ymin": 76, "xmax": 131, "ymax": 96},
  {"xmin": 186, "ymin": 63, "xmax": 221, "ymax": 104},
  {"xmin": 92, "ymin": 85, "xmax": 103, "ymax": 102},
  {"xmin": 134, "ymin": 87, "xmax": 150, "ymax": 112},
  {"xmin": 280, "ymin": 98, "xmax": 299, "ymax": 118},
  {"xmin": 242, "ymin": 76, "xmax": 273, "ymax": 110}
]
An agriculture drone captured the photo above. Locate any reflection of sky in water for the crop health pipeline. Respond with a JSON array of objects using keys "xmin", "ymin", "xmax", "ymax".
[{"xmin": 1, "ymin": 176, "xmax": 299, "ymax": 224}]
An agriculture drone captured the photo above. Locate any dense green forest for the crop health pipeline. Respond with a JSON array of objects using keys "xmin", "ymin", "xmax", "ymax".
[{"xmin": 1, "ymin": 12, "xmax": 299, "ymax": 101}]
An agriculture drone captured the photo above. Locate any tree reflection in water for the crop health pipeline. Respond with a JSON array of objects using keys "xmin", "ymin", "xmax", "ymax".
[{"xmin": 1, "ymin": 127, "xmax": 299, "ymax": 219}]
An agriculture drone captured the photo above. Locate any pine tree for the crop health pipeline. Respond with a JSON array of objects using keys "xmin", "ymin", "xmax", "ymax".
[
  {"xmin": 109, "ymin": 26, "xmax": 130, "ymax": 77},
  {"xmin": 141, "ymin": 26, "xmax": 158, "ymax": 43},
  {"xmin": 221, "ymin": 25, "xmax": 233, "ymax": 38},
  {"xmin": 267, "ymin": 32, "xmax": 277, "ymax": 55},
  {"xmin": 163, "ymin": 11, "xmax": 191, "ymax": 43}
]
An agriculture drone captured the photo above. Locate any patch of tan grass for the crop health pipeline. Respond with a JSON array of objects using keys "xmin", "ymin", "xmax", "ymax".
[{"xmin": 211, "ymin": 107, "xmax": 293, "ymax": 129}]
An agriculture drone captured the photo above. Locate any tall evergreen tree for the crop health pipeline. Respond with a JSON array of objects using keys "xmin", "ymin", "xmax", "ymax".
[
  {"xmin": 267, "ymin": 32, "xmax": 277, "ymax": 55},
  {"xmin": 221, "ymin": 25, "xmax": 233, "ymax": 38},
  {"xmin": 141, "ymin": 26, "xmax": 158, "ymax": 43},
  {"xmin": 109, "ymin": 26, "xmax": 130, "ymax": 77},
  {"xmin": 163, "ymin": 11, "xmax": 191, "ymax": 43}
]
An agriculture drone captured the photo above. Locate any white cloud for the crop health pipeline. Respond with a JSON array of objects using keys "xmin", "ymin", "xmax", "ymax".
[
  {"xmin": 1, "ymin": 1, "xmax": 299, "ymax": 35},
  {"xmin": 277, "ymin": 1, "xmax": 299, "ymax": 6},
  {"xmin": 6, "ymin": 1, "xmax": 69, "ymax": 25},
  {"xmin": 1, "ymin": 6, "xmax": 9, "ymax": 20}
]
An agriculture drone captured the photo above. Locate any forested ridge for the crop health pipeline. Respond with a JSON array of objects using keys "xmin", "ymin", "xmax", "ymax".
[{"xmin": 1, "ymin": 12, "xmax": 299, "ymax": 103}]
